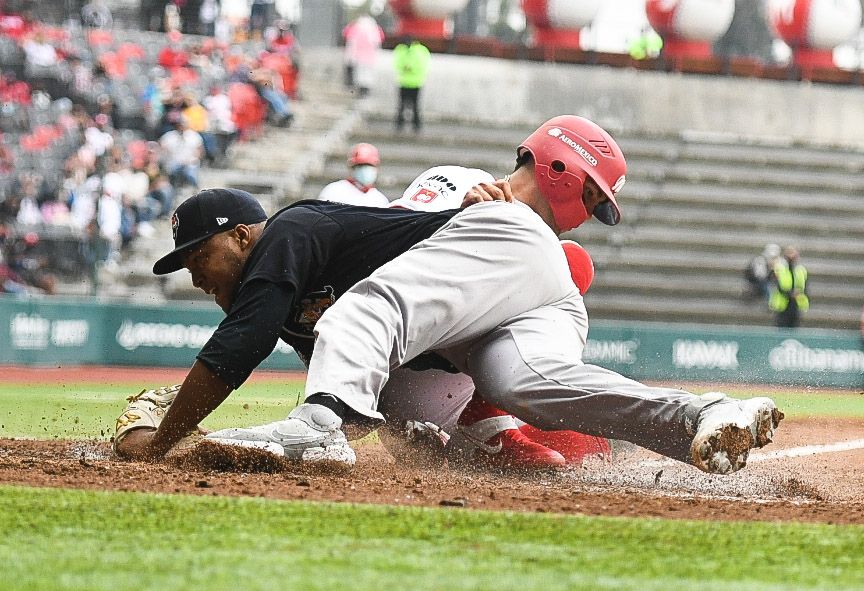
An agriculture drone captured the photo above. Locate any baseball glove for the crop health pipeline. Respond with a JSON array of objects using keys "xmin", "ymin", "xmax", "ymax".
[{"xmin": 113, "ymin": 384, "xmax": 181, "ymax": 455}]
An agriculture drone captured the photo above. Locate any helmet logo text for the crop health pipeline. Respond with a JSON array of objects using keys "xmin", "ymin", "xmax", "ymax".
[{"xmin": 547, "ymin": 128, "xmax": 598, "ymax": 167}]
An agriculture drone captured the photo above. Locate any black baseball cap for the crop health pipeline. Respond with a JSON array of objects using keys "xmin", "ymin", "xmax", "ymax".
[{"xmin": 153, "ymin": 188, "xmax": 267, "ymax": 275}]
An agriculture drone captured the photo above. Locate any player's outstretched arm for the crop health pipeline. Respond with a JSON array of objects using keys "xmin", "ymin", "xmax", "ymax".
[{"xmin": 116, "ymin": 360, "xmax": 232, "ymax": 460}]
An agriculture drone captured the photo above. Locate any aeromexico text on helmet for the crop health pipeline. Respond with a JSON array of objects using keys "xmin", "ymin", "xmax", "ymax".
[{"xmin": 547, "ymin": 127, "xmax": 598, "ymax": 167}]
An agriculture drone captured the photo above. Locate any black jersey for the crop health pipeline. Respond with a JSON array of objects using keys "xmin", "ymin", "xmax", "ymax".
[{"xmin": 197, "ymin": 200, "xmax": 459, "ymax": 389}]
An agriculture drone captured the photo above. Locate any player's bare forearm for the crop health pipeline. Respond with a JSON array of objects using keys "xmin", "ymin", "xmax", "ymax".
[{"xmin": 147, "ymin": 360, "xmax": 233, "ymax": 457}]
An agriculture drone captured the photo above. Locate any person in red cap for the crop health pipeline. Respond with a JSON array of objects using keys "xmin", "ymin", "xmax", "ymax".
[
  {"xmin": 317, "ymin": 143, "xmax": 389, "ymax": 207},
  {"xmin": 115, "ymin": 116, "xmax": 783, "ymax": 480}
]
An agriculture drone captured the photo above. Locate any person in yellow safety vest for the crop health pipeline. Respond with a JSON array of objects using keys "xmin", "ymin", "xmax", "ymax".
[
  {"xmin": 769, "ymin": 245, "xmax": 808, "ymax": 328},
  {"xmin": 392, "ymin": 36, "xmax": 430, "ymax": 132},
  {"xmin": 629, "ymin": 27, "xmax": 663, "ymax": 61}
]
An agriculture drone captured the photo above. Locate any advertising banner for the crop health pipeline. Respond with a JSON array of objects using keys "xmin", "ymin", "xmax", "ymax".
[
  {"xmin": 2, "ymin": 296, "xmax": 862, "ymax": 388},
  {"xmin": 0, "ymin": 296, "xmax": 305, "ymax": 371}
]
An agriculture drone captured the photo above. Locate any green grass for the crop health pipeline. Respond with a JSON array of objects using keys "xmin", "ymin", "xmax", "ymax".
[
  {"xmin": 0, "ymin": 380, "xmax": 303, "ymax": 440},
  {"xmin": 685, "ymin": 386, "xmax": 864, "ymax": 420},
  {"xmin": 1, "ymin": 381, "xmax": 861, "ymax": 440},
  {"xmin": 1, "ymin": 485, "xmax": 861, "ymax": 591},
  {"xmin": 2, "ymin": 379, "xmax": 863, "ymax": 590}
]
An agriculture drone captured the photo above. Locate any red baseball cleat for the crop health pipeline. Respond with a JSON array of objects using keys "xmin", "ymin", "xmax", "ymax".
[
  {"xmin": 518, "ymin": 423, "xmax": 611, "ymax": 466},
  {"xmin": 450, "ymin": 394, "xmax": 566, "ymax": 471}
]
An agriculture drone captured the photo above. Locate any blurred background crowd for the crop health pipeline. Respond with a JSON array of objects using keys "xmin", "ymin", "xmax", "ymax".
[
  {"xmin": 0, "ymin": 0, "xmax": 301, "ymax": 295},
  {"xmin": 0, "ymin": 0, "xmax": 862, "ymax": 336}
]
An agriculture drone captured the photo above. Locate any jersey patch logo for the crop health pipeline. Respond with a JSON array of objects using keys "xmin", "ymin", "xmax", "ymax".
[
  {"xmin": 409, "ymin": 188, "xmax": 439, "ymax": 204},
  {"xmin": 295, "ymin": 285, "xmax": 336, "ymax": 329},
  {"xmin": 216, "ymin": 217, "xmax": 229, "ymax": 226}
]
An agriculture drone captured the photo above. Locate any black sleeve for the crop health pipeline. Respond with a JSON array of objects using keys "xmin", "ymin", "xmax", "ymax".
[
  {"xmin": 197, "ymin": 280, "xmax": 296, "ymax": 389},
  {"xmin": 243, "ymin": 206, "xmax": 343, "ymax": 295}
]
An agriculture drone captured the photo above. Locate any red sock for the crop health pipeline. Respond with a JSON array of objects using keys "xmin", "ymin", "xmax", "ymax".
[{"xmin": 457, "ymin": 392, "xmax": 510, "ymax": 426}]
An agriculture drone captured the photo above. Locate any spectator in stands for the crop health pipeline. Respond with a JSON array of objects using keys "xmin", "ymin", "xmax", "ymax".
[
  {"xmin": 317, "ymin": 142, "xmax": 389, "ymax": 207},
  {"xmin": 259, "ymin": 46, "xmax": 297, "ymax": 98},
  {"xmin": 744, "ymin": 243, "xmax": 780, "ymax": 301},
  {"xmin": 141, "ymin": 66, "xmax": 167, "ymax": 137},
  {"xmin": 13, "ymin": 173, "xmax": 43, "ymax": 226},
  {"xmin": 249, "ymin": 0, "xmax": 275, "ymax": 40},
  {"xmin": 40, "ymin": 192, "xmax": 72, "ymax": 226},
  {"xmin": 69, "ymin": 176, "xmax": 99, "ymax": 231},
  {"xmin": 0, "ymin": 223, "xmax": 27, "ymax": 294},
  {"xmin": 268, "ymin": 22, "xmax": 300, "ymax": 93},
  {"xmin": 393, "ymin": 36, "xmax": 430, "ymax": 133},
  {"xmin": 181, "ymin": 91, "xmax": 216, "ymax": 164},
  {"xmin": 97, "ymin": 187, "xmax": 123, "ymax": 266},
  {"xmin": 769, "ymin": 245, "xmax": 809, "ymax": 328},
  {"xmin": 123, "ymin": 161, "xmax": 156, "ymax": 226},
  {"xmin": 0, "ymin": 133, "xmax": 13, "ymax": 176},
  {"xmin": 189, "ymin": 41, "xmax": 223, "ymax": 80},
  {"xmin": 95, "ymin": 93, "xmax": 118, "ymax": 130},
  {"xmin": 76, "ymin": 216, "xmax": 104, "ymax": 294},
  {"xmin": 159, "ymin": 87, "xmax": 187, "ymax": 137},
  {"xmin": 159, "ymin": 113, "xmax": 203, "ymax": 190},
  {"xmin": 119, "ymin": 194, "xmax": 140, "ymax": 247},
  {"xmin": 68, "ymin": 55, "xmax": 94, "ymax": 100},
  {"xmin": 22, "ymin": 30, "xmax": 59, "ymax": 68},
  {"xmin": 0, "ymin": 71, "xmax": 32, "ymax": 107},
  {"xmin": 81, "ymin": 0, "xmax": 113, "ymax": 29},
  {"xmin": 202, "ymin": 84, "xmax": 235, "ymax": 165},
  {"xmin": 198, "ymin": 0, "xmax": 220, "ymax": 36},
  {"xmin": 139, "ymin": 0, "xmax": 164, "ymax": 32},
  {"xmin": 164, "ymin": 1, "xmax": 183, "ymax": 34},
  {"xmin": 246, "ymin": 57, "xmax": 293, "ymax": 126},
  {"xmin": 342, "ymin": 14, "xmax": 383, "ymax": 98},
  {"xmin": 269, "ymin": 21, "xmax": 299, "ymax": 62},
  {"xmin": 6, "ymin": 231, "xmax": 57, "ymax": 294},
  {"xmin": 146, "ymin": 173, "xmax": 174, "ymax": 219},
  {"xmin": 83, "ymin": 113, "xmax": 114, "ymax": 163},
  {"xmin": 158, "ymin": 31, "xmax": 190, "ymax": 72}
]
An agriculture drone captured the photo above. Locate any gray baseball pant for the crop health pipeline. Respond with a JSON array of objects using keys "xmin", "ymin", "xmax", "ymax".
[{"xmin": 306, "ymin": 201, "xmax": 710, "ymax": 462}]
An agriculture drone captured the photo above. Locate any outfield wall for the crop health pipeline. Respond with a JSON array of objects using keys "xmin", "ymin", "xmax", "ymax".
[{"xmin": 1, "ymin": 296, "xmax": 862, "ymax": 388}]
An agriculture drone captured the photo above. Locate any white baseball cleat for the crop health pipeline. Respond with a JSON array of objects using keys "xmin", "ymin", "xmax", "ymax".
[
  {"xmin": 690, "ymin": 394, "xmax": 784, "ymax": 474},
  {"xmin": 205, "ymin": 403, "xmax": 356, "ymax": 467}
]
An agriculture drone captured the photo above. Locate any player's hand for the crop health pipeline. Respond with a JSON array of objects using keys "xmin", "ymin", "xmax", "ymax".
[
  {"xmin": 461, "ymin": 180, "xmax": 514, "ymax": 208},
  {"xmin": 114, "ymin": 427, "xmax": 160, "ymax": 460}
]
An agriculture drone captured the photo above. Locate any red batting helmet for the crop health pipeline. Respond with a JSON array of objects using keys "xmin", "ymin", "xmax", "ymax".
[
  {"xmin": 560, "ymin": 239, "xmax": 594, "ymax": 295},
  {"xmin": 517, "ymin": 115, "xmax": 626, "ymax": 231},
  {"xmin": 348, "ymin": 142, "xmax": 380, "ymax": 167}
]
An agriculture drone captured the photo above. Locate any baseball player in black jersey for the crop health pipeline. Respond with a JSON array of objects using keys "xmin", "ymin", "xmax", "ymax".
[{"xmin": 115, "ymin": 116, "xmax": 783, "ymax": 476}]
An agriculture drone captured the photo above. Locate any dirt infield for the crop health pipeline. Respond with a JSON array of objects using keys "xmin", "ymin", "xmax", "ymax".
[
  {"xmin": 1, "ymin": 417, "xmax": 863, "ymax": 525},
  {"xmin": 1, "ymin": 366, "xmax": 862, "ymax": 524}
]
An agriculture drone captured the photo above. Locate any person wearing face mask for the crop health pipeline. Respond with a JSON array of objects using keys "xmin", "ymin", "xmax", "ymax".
[{"xmin": 317, "ymin": 143, "xmax": 389, "ymax": 207}]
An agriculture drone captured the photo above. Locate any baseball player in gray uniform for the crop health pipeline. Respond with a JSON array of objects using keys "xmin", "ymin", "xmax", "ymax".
[
  {"xmin": 380, "ymin": 165, "xmax": 610, "ymax": 470},
  {"xmin": 117, "ymin": 116, "xmax": 782, "ymax": 476}
]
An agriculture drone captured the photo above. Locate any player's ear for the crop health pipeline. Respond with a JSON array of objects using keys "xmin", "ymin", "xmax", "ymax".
[{"xmin": 232, "ymin": 224, "xmax": 253, "ymax": 249}]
